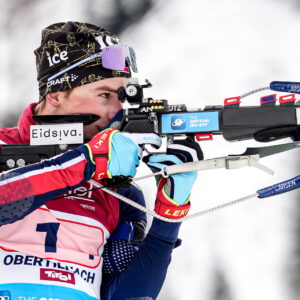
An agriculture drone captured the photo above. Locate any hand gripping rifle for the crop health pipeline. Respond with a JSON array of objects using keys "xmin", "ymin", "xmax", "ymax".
[{"xmin": 115, "ymin": 79, "xmax": 300, "ymax": 221}]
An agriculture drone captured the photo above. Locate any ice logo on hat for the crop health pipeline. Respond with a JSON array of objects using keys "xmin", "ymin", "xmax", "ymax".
[
  {"xmin": 46, "ymin": 51, "xmax": 69, "ymax": 67},
  {"xmin": 171, "ymin": 116, "xmax": 186, "ymax": 130}
]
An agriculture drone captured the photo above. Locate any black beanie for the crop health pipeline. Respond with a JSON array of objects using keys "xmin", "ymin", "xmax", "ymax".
[{"xmin": 34, "ymin": 22, "xmax": 131, "ymax": 100}]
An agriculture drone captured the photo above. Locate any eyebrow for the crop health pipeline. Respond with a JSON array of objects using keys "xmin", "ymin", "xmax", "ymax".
[{"xmin": 93, "ymin": 85, "xmax": 119, "ymax": 93}]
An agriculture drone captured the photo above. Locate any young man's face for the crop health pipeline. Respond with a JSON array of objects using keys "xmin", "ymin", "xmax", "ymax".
[{"xmin": 58, "ymin": 77, "xmax": 127, "ymax": 139}]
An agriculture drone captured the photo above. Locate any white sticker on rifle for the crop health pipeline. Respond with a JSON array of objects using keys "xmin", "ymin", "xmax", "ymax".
[
  {"xmin": 297, "ymin": 108, "xmax": 300, "ymax": 125},
  {"xmin": 30, "ymin": 123, "xmax": 84, "ymax": 145}
]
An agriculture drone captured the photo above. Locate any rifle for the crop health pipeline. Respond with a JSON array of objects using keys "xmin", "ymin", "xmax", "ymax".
[
  {"xmin": 0, "ymin": 79, "xmax": 299, "ymax": 174},
  {"xmin": 115, "ymin": 79, "xmax": 300, "ymax": 184},
  {"xmin": 0, "ymin": 79, "xmax": 299, "ymax": 220},
  {"xmin": 118, "ymin": 79, "xmax": 300, "ymax": 143},
  {"xmin": 0, "ymin": 114, "xmax": 98, "ymax": 171}
]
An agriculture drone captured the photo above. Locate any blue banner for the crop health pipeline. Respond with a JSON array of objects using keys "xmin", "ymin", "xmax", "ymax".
[{"xmin": 161, "ymin": 111, "xmax": 219, "ymax": 134}]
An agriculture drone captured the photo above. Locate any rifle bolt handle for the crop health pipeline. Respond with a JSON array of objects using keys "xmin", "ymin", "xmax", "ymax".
[
  {"xmin": 6, "ymin": 159, "xmax": 15, "ymax": 169},
  {"xmin": 16, "ymin": 159, "xmax": 26, "ymax": 167}
]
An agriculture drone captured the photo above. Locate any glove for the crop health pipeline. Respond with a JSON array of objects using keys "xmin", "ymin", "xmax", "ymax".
[
  {"xmin": 84, "ymin": 128, "xmax": 162, "ymax": 180},
  {"xmin": 146, "ymin": 138, "xmax": 203, "ymax": 219}
]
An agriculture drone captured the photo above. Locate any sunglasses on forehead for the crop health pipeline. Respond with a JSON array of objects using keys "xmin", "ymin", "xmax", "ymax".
[{"xmin": 47, "ymin": 44, "xmax": 138, "ymax": 82}]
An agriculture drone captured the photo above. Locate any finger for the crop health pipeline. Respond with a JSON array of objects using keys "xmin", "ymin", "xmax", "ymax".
[
  {"xmin": 122, "ymin": 133, "xmax": 162, "ymax": 149},
  {"xmin": 167, "ymin": 138, "xmax": 203, "ymax": 162},
  {"xmin": 148, "ymin": 154, "xmax": 183, "ymax": 165},
  {"xmin": 147, "ymin": 161, "xmax": 167, "ymax": 171},
  {"xmin": 113, "ymin": 132, "xmax": 142, "ymax": 158},
  {"xmin": 167, "ymin": 144, "xmax": 200, "ymax": 162}
]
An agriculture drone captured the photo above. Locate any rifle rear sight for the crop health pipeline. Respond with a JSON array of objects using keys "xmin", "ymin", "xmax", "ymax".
[{"xmin": 118, "ymin": 78, "xmax": 153, "ymax": 105}]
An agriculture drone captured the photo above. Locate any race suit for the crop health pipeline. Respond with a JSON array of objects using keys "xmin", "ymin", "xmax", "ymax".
[{"xmin": 0, "ymin": 103, "xmax": 182, "ymax": 300}]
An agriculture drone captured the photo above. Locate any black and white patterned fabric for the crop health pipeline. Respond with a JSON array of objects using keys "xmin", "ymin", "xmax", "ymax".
[{"xmin": 103, "ymin": 239, "xmax": 138, "ymax": 274}]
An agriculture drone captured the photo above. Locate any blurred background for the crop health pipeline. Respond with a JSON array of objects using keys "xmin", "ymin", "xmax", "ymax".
[{"xmin": 1, "ymin": 0, "xmax": 300, "ymax": 299}]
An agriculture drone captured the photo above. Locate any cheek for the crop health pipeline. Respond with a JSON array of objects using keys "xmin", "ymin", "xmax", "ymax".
[
  {"xmin": 110, "ymin": 98, "xmax": 122, "ymax": 112},
  {"xmin": 71, "ymin": 97, "xmax": 105, "ymax": 115},
  {"xmin": 115, "ymin": 101, "xmax": 122, "ymax": 110}
]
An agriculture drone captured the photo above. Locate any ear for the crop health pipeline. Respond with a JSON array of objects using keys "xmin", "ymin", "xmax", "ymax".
[{"xmin": 45, "ymin": 92, "xmax": 63, "ymax": 108}]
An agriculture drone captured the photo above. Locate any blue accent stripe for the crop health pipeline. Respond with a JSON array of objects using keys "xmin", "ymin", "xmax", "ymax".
[
  {"xmin": 48, "ymin": 53, "xmax": 101, "ymax": 81},
  {"xmin": 270, "ymin": 81, "xmax": 300, "ymax": 94},
  {"xmin": 257, "ymin": 175, "xmax": 300, "ymax": 198},
  {"xmin": 108, "ymin": 222, "xmax": 135, "ymax": 241},
  {"xmin": 261, "ymin": 94, "xmax": 276, "ymax": 103}
]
